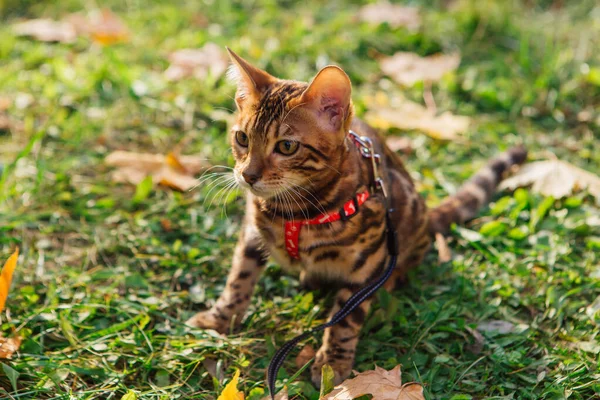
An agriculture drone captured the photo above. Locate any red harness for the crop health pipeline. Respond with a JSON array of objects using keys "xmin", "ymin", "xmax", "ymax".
[{"xmin": 284, "ymin": 190, "xmax": 370, "ymax": 259}]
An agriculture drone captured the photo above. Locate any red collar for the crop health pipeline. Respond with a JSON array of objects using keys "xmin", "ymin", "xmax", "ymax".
[{"xmin": 284, "ymin": 190, "xmax": 370, "ymax": 260}]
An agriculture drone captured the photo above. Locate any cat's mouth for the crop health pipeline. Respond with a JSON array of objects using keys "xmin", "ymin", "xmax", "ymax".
[{"xmin": 234, "ymin": 171, "xmax": 276, "ymax": 199}]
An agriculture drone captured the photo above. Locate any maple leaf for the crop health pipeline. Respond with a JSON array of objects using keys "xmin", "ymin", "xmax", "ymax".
[
  {"xmin": 357, "ymin": 2, "xmax": 420, "ymax": 31},
  {"xmin": 322, "ymin": 365, "xmax": 424, "ymax": 400},
  {"xmin": 365, "ymin": 99, "xmax": 470, "ymax": 140},
  {"xmin": 13, "ymin": 19, "xmax": 77, "ymax": 43},
  {"xmin": 165, "ymin": 43, "xmax": 229, "ymax": 81},
  {"xmin": 499, "ymin": 159, "xmax": 600, "ymax": 204},
  {"xmin": 380, "ymin": 52, "xmax": 460, "ymax": 86},
  {"xmin": 0, "ymin": 248, "xmax": 19, "ymax": 312},
  {"xmin": 105, "ymin": 151, "xmax": 208, "ymax": 191},
  {"xmin": 218, "ymin": 369, "xmax": 244, "ymax": 400}
]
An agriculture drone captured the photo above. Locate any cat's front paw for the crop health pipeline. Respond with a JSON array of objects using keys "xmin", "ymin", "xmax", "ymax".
[
  {"xmin": 310, "ymin": 347, "xmax": 353, "ymax": 388},
  {"xmin": 186, "ymin": 310, "xmax": 229, "ymax": 334}
]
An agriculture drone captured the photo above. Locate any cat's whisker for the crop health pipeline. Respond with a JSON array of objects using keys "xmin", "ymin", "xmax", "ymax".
[
  {"xmin": 209, "ymin": 177, "xmax": 237, "ymax": 210},
  {"xmin": 202, "ymin": 175, "xmax": 236, "ymax": 208}
]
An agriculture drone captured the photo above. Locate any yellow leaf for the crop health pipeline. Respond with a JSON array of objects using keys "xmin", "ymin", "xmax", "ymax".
[
  {"xmin": 0, "ymin": 248, "xmax": 19, "ymax": 312},
  {"xmin": 218, "ymin": 369, "xmax": 244, "ymax": 400}
]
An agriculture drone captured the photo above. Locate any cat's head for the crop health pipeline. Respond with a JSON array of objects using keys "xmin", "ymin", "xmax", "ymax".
[{"xmin": 227, "ymin": 48, "xmax": 353, "ymax": 200}]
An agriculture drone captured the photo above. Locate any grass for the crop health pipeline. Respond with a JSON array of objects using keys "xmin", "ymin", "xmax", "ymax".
[{"xmin": 1, "ymin": 0, "xmax": 599, "ymax": 398}]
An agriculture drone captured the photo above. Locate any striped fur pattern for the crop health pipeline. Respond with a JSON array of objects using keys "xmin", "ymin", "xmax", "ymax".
[{"xmin": 186, "ymin": 50, "xmax": 527, "ymax": 386}]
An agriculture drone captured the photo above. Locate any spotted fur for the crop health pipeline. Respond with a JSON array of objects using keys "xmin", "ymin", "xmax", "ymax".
[{"xmin": 186, "ymin": 49, "xmax": 527, "ymax": 386}]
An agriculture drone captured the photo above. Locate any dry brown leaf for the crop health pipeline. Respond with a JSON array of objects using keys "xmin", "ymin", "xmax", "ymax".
[
  {"xmin": 365, "ymin": 99, "xmax": 470, "ymax": 140},
  {"xmin": 105, "ymin": 151, "xmax": 208, "ymax": 191},
  {"xmin": 435, "ymin": 232, "xmax": 452, "ymax": 263},
  {"xmin": 295, "ymin": 344, "xmax": 316, "ymax": 369},
  {"xmin": 0, "ymin": 336, "xmax": 22, "ymax": 359},
  {"xmin": 385, "ymin": 137, "xmax": 413, "ymax": 154},
  {"xmin": 322, "ymin": 365, "xmax": 424, "ymax": 400},
  {"xmin": 86, "ymin": 9, "xmax": 129, "ymax": 45},
  {"xmin": 13, "ymin": 19, "xmax": 77, "ymax": 42},
  {"xmin": 357, "ymin": 2, "xmax": 420, "ymax": 30},
  {"xmin": 499, "ymin": 159, "xmax": 600, "ymax": 204},
  {"xmin": 13, "ymin": 10, "xmax": 128, "ymax": 45},
  {"xmin": 380, "ymin": 52, "xmax": 460, "ymax": 86},
  {"xmin": 165, "ymin": 43, "xmax": 229, "ymax": 81}
]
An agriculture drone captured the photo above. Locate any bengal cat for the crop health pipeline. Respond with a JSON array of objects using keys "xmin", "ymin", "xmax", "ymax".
[{"xmin": 186, "ymin": 49, "xmax": 527, "ymax": 386}]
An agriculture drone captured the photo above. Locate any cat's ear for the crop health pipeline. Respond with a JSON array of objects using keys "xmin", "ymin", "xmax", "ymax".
[
  {"xmin": 299, "ymin": 66, "xmax": 352, "ymax": 133},
  {"xmin": 226, "ymin": 47, "xmax": 276, "ymax": 108}
]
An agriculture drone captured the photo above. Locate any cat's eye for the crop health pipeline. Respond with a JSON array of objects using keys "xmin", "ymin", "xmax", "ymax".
[
  {"xmin": 275, "ymin": 140, "xmax": 299, "ymax": 156},
  {"xmin": 235, "ymin": 131, "xmax": 249, "ymax": 147}
]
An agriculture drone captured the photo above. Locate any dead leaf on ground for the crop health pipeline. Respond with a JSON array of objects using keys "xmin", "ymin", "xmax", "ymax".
[
  {"xmin": 105, "ymin": 151, "xmax": 209, "ymax": 191},
  {"xmin": 13, "ymin": 9, "xmax": 128, "ymax": 45},
  {"xmin": 295, "ymin": 344, "xmax": 315, "ymax": 369},
  {"xmin": 500, "ymin": 159, "xmax": 600, "ymax": 204},
  {"xmin": 477, "ymin": 320, "xmax": 516, "ymax": 334},
  {"xmin": 385, "ymin": 136, "xmax": 413, "ymax": 154},
  {"xmin": 165, "ymin": 43, "xmax": 229, "ymax": 81},
  {"xmin": 365, "ymin": 99, "xmax": 470, "ymax": 140},
  {"xmin": 380, "ymin": 52, "xmax": 460, "ymax": 86},
  {"xmin": 80, "ymin": 9, "xmax": 129, "ymax": 45},
  {"xmin": 322, "ymin": 365, "xmax": 424, "ymax": 400},
  {"xmin": 357, "ymin": 2, "xmax": 420, "ymax": 30},
  {"xmin": 13, "ymin": 19, "xmax": 77, "ymax": 42},
  {"xmin": 435, "ymin": 232, "xmax": 452, "ymax": 263},
  {"xmin": 0, "ymin": 336, "xmax": 22, "ymax": 359}
]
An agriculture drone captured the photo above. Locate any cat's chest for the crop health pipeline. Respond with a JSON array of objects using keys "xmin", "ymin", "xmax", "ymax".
[{"xmin": 254, "ymin": 198, "xmax": 386, "ymax": 280}]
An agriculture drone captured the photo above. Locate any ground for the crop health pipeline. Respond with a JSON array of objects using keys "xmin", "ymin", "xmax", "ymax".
[{"xmin": 0, "ymin": 0, "xmax": 599, "ymax": 399}]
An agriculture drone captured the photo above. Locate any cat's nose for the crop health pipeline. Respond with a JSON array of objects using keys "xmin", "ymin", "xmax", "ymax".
[{"xmin": 242, "ymin": 171, "xmax": 260, "ymax": 185}]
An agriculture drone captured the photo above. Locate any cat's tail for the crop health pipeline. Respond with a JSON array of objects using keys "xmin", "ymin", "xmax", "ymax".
[{"xmin": 428, "ymin": 146, "xmax": 527, "ymax": 235}]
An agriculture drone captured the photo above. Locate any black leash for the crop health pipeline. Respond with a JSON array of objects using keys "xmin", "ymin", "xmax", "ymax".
[
  {"xmin": 266, "ymin": 131, "xmax": 399, "ymax": 398},
  {"xmin": 267, "ymin": 210, "xmax": 399, "ymax": 398}
]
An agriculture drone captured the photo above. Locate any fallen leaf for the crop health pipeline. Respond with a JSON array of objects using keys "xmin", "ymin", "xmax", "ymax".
[
  {"xmin": 86, "ymin": 9, "xmax": 129, "ymax": 45},
  {"xmin": 322, "ymin": 365, "xmax": 424, "ymax": 400},
  {"xmin": 365, "ymin": 99, "xmax": 470, "ymax": 140},
  {"xmin": 477, "ymin": 320, "xmax": 515, "ymax": 334},
  {"xmin": 357, "ymin": 2, "xmax": 420, "ymax": 30},
  {"xmin": 13, "ymin": 19, "xmax": 77, "ymax": 42},
  {"xmin": 465, "ymin": 326, "xmax": 485, "ymax": 354},
  {"xmin": 380, "ymin": 52, "xmax": 460, "ymax": 86},
  {"xmin": 14, "ymin": 10, "xmax": 128, "ymax": 46},
  {"xmin": 295, "ymin": 344, "xmax": 315, "ymax": 369},
  {"xmin": 0, "ymin": 248, "xmax": 19, "ymax": 312},
  {"xmin": 0, "ymin": 336, "xmax": 22, "ymax": 359},
  {"xmin": 435, "ymin": 232, "xmax": 452, "ymax": 263},
  {"xmin": 500, "ymin": 159, "xmax": 600, "ymax": 204},
  {"xmin": 218, "ymin": 369, "xmax": 244, "ymax": 400},
  {"xmin": 105, "ymin": 151, "xmax": 208, "ymax": 191},
  {"xmin": 165, "ymin": 43, "xmax": 229, "ymax": 81},
  {"xmin": 261, "ymin": 390, "xmax": 288, "ymax": 400},
  {"xmin": 385, "ymin": 136, "xmax": 413, "ymax": 154}
]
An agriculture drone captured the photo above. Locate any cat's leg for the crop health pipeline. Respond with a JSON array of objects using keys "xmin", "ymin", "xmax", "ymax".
[
  {"xmin": 310, "ymin": 287, "xmax": 372, "ymax": 386},
  {"xmin": 186, "ymin": 222, "xmax": 267, "ymax": 334}
]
